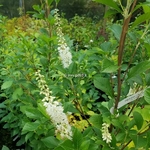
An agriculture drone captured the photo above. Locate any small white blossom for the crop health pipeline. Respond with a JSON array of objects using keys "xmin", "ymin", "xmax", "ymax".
[
  {"xmin": 102, "ymin": 123, "xmax": 112, "ymax": 143},
  {"xmin": 90, "ymin": 39, "xmax": 93, "ymax": 43},
  {"xmin": 54, "ymin": 9, "xmax": 72, "ymax": 68},
  {"xmin": 35, "ymin": 70, "xmax": 72, "ymax": 139}
]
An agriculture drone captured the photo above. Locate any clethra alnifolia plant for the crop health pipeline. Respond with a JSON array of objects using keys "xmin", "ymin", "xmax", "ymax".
[
  {"xmin": 54, "ymin": 9, "xmax": 72, "ymax": 68},
  {"xmin": 35, "ymin": 70, "xmax": 72, "ymax": 140}
]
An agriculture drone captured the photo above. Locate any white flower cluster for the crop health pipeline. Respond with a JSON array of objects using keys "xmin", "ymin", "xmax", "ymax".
[
  {"xmin": 35, "ymin": 70, "xmax": 72, "ymax": 139},
  {"xmin": 102, "ymin": 123, "xmax": 112, "ymax": 143},
  {"xmin": 54, "ymin": 9, "xmax": 72, "ymax": 68}
]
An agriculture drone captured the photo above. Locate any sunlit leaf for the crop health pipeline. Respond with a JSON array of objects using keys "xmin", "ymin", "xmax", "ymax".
[
  {"xmin": 73, "ymin": 129, "xmax": 83, "ymax": 149},
  {"xmin": 89, "ymin": 114, "xmax": 102, "ymax": 128},
  {"xmin": 102, "ymin": 58, "xmax": 118, "ymax": 73},
  {"xmin": 133, "ymin": 111, "xmax": 143, "ymax": 130},
  {"xmin": 127, "ymin": 61, "xmax": 150, "ymax": 80},
  {"xmin": 131, "ymin": 12, "xmax": 150, "ymax": 29},
  {"xmin": 1, "ymin": 80, "xmax": 13, "ymax": 90}
]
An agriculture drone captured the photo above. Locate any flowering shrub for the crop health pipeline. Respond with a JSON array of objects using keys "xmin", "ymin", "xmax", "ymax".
[{"xmin": 35, "ymin": 70, "xmax": 72, "ymax": 140}]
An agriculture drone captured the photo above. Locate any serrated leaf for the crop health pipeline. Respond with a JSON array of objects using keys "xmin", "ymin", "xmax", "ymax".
[
  {"xmin": 133, "ymin": 111, "xmax": 143, "ymax": 130},
  {"xmin": 94, "ymin": 75, "xmax": 114, "ymax": 97},
  {"xmin": 1, "ymin": 80, "xmax": 13, "ymax": 89}
]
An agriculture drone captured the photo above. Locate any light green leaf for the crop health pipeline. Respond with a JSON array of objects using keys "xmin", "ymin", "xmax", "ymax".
[
  {"xmin": 73, "ymin": 129, "xmax": 83, "ymax": 149},
  {"xmin": 89, "ymin": 114, "xmax": 102, "ymax": 128},
  {"xmin": 1, "ymin": 80, "xmax": 13, "ymax": 90},
  {"xmin": 142, "ymin": 5, "xmax": 150, "ymax": 13},
  {"xmin": 22, "ymin": 121, "xmax": 40, "ymax": 134},
  {"xmin": 80, "ymin": 140, "xmax": 90, "ymax": 150},
  {"xmin": 93, "ymin": 0, "xmax": 121, "ymax": 12},
  {"xmin": 20, "ymin": 105, "xmax": 44, "ymax": 119},
  {"xmin": 94, "ymin": 75, "xmax": 114, "ymax": 97},
  {"xmin": 131, "ymin": 12, "xmax": 150, "ymax": 29},
  {"xmin": 104, "ymin": 9, "xmax": 118, "ymax": 18},
  {"xmin": 47, "ymin": 0, "xmax": 53, "ymax": 5},
  {"xmin": 116, "ymin": 133, "xmax": 126, "ymax": 142},
  {"xmin": 12, "ymin": 88, "xmax": 23, "ymax": 100},
  {"xmin": 54, "ymin": 140, "xmax": 74, "ymax": 150},
  {"xmin": 144, "ymin": 88, "xmax": 150, "ymax": 104},
  {"xmin": 110, "ymin": 24, "xmax": 122, "ymax": 41},
  {"xmin": 133, "ymin": 111, "xmax": 143, "ymax": 130},
  {"xmin": 102, "ymin": 58, "xmax": 118, "ymax": 73},
  {"xmin": 41, "ymin": 136, "xmax": 59, "ymax": 148},
  {"xmin": 127, "ymin": 61, "xmax": 150, "ymax": 80}
]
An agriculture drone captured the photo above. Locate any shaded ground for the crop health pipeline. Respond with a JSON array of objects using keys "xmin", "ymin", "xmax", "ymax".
[
  {"xmin": 0, "ymin": 123, "xmax": 18, "ymax": 150},
  {"xmin": 0, "ymin": 122, "xmax": 25, "ymax": 150}
]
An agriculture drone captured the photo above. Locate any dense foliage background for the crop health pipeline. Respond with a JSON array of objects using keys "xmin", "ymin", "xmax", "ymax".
[{"xmin": 1, "ymin": 0, "xmax": 150, "ymax": 150}]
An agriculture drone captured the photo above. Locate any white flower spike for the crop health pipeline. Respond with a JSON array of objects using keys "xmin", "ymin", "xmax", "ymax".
[
  {"xmin": 102, "ymin": 123, "xmax": 112, "ymax": 143},
  {"xmin": 35, "ymin": 70, "xmax": 72, "ymax": 139},
  {"xmin": 54, "ymin": 9, "xmax": 72, "ymax": 68}
]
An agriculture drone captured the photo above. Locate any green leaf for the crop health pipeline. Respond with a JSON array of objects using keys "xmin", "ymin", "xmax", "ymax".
[
  {"xmin": 102, "ymin": 58, "xmax": 118, "ymax": 73},
  {"xmin": 2, "ymin": 145, "xmax": 10, "ymax": 150},
  {"xmin": 93, "ymin": 0, "xmax": 121, "ymax": 12},
  {"xmin": 1, "ymin": 80, "xmax": 13, "ymax": 90},
  {"xmin": 22, "ymin": 121, "xmax": 40, "ymax": 134},
  {"xmin": 144, "ymin": 88, "xmax": 150, "ymax": 104},
  {"xmin": 127, "ymin": 61, "xmax": 150, "ymax": 80},
  {"xmin": 20, "ymin": 105, "xmax": 44, "ymax": 119},
  {"xmin": 133, "ymin": 111, "xmax": 143, "ymax": 130},
  {"xmin": 80, "ymin": 140, "xmax": 90, "ymax": 150},
  {"xmin": 131, "ymin": 12, "xmax": 150, "ymax": 29},
  {"xmin": 109, "ymin": 24, "xmax": 122, "ymax": 41},
  {"xmin": 104, "ymin": 9, "xmax": 118, "ymax": 18},
  {"xmin": 12, "ymin": 88, "xmax": 23, "ymax": 100},
  {"xmin": 41, "ymin": 136, "xmax": 59, "ymax": 148},
  {"xmin": 116, "ymin": 133, "xmax": 126, "ymax": 142},
  {"xmin": 142, "ymin": 4, "xmax": 150, "ymax": 13},
  {"xmin": 73, "ymin": 129, "xmax": 83, "ymax": 149},
  {"xmin": 54, "ymin": 140, "xmax": 74, "ymax": 150},
  {"xmin": 47, "ymin": 0, "xmax": 53, "ymax": 5},
  {"xmin": 89, "ymin": 114, "xmax": 102, "ymax": 128},
  {"xmin": 40, "ymin": 57, "xmax": 49, "ymax": 67},
  {"xmin": 25, "ymin": 132, "xmax": 34, "ymax": 142},
  {"xmin": 94, "ymin": 75, "xmax": 114, "ymax": 97}
]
